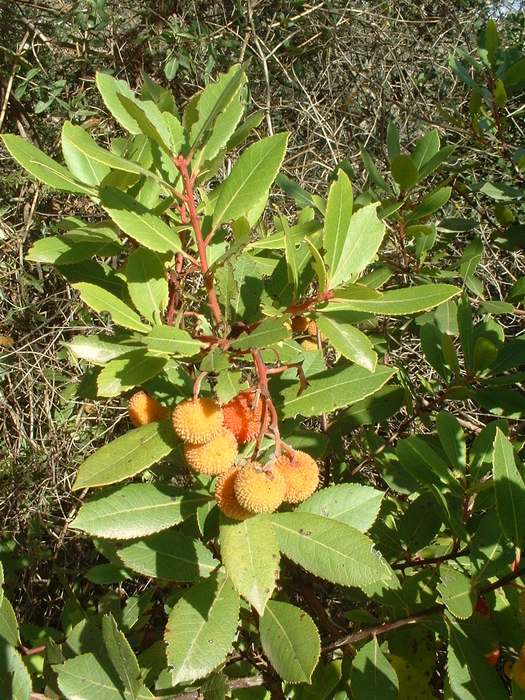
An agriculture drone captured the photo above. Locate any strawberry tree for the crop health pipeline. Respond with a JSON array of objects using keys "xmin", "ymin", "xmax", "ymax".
[{"xmin": 2, "ymin": 23, "xmax": 525, "ymax": 698}]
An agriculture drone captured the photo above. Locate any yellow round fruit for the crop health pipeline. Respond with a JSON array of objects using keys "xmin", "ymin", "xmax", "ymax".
[
  {"xmin": 234, "ymin": 463, "xmax": 286, "ymax": 514},
  {"xmin": 172, "ymin": 397, "xmax": 223, "ymax": 444},
  {"xmin": 215, "ymin": 466, "xmax": 253, "ymax": 521},
  {"xmin": 273, "ymin": 450, "xmax": 319, "ymax": 503},
  {"xmin": 128, "ymin": 391, "xmax": 170, "ymax": 426},
  {"xmin": 184, "ymin": 428, "xmax": 238, "ymax": 475}
]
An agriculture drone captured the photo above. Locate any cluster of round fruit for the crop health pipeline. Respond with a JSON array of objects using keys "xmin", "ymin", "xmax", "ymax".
[{"xmin": 128, "ymin": 390, "xmax": 319, "ymax": 520}]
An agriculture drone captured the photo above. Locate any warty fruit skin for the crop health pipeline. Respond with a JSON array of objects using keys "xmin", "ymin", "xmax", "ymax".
[
  {"xmin": 172, "ymin": 397, "xmax": 223, "ymax": 444},
  {"xmin": 273, "ymin": 450, "xmax": 319, "ymax": 503},
  {"xmin": 215, "ymin": 465, "xmax": 254, "ymax": 520},
  {"xmin": 234, "ymin": 463, "xmax": 286, "ymax": 514},
  {"xmin": 128, "ymin": 391, "xmax": 171, "ymax": 427},
  {"xmin": 184, "ymin": 428, "xmax": 238, "ymax": 475},
  {"xmin": 222, "ymin": 390, "xmax": 269, "ymax": 444}
]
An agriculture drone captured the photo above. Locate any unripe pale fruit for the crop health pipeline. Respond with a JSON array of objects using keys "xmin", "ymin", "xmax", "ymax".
[
  {"xmin": 273, "ymin": 450, "xmax": 319, "ymax": 503},
  {"xmin": 184, "ymin": 428, "xmax": 238, "ymax": 475},
  {"xmin": 234, "ymin": 463, "xmax": 286, "ymax": 514},
  {"xmin": 513, "ymin": 658, "xmax": 525, "ymax": 689},
  {"xmin": 222, "ymin": 390, "xmax": 269, "ymax": 444},
  {"xmin": 128, "ymin": 391, "xmax": 171, "ymax": 426},
  {"xmin": 172, "ymin": 397, "xmax": 223, "ymax": 444},
  {"xmin": 215, "ymin": 466, "xmax": 253, "ymax": 520}
]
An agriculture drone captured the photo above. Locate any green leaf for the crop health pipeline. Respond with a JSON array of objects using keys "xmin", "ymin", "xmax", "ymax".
[
  {"xmin": 220, "ymin": 515, "xmax": 280, "ymax": 615},
  {"xmin": 351, "ymin": 638, "xmax": 399, "ymax": 700},
  {"xmin": 212, "ymin": 133, "xmax": 289, "ymax": 230},
  {"xmin": 420, "ymin": 323, "xmax": 450, "ymax": 381},
  {"xmin": 316, "ymin": 313, "xmax": 377, "ymax": 371},
  {"xmin": 191, "ymin": 64, "xmax": 245, "ymax": 166},
  {"xmin": 457, "ymin": 292, "xmax": 474, "ymax": 372},
  {"xmin": 97, "ymin": 350, "xmax": 167, "ymax": 397},
  {"xmin": 386, "ymin": 121, "xmax": 400, "ymax": 162},
  {"xmin": 475, "ymin": 386, "xmax": 525, "ymax": 418},
  {"xmin": 331, "ymin": 284, "xmax": 460, "ymax": 315},
  {"xmin": 0, "ymin": 596, "xmax": 20, "ymax": 646},
  {"xmin": 117, "ymin": 529, "xmax": 218, "ymax": 581},
  {"xmin": 62, "ymin": 121, "xmax": 111, "ymax": 185},
  {"xmin": 470, "ymin": 421, "xmax": 509, "ymax": 486},
  {"xmin": 2, "ymin": 133, "xmax": 95, "ymax": 195},
  {"xmin": 61, "ymin": 120, "xmax": 156, "ymax": 181},
  {"xmin": 390, "ymin": 154, "xmax": 419, "ymax": 191},
  {"xmin": 333, "ymin": 385, "xmax": 405, "ymax": 427},
  {"xmin": 281, "ymin": 212, "xmax": 300, "ymax": 300},
  {"xmin": 412, "ymin": 130, "xmax": 440, "ymax": 170},
  {"xmin": 73, "ymin": 419, "xmax": 179, "ymax": 490},
  {"xmin": 0, "ymin": 637, "xmax": 32, "ymax": 700},
  {"xmin": 397, "ymin": 436, "xmax": 461, "ymax": 494},
  {"xmin": 71, "ymin": 484, "xmax": 207, "ymax": 539},
  {"xmin": 116, "ymin": 94, "xmax": 174, "ymax": 155},
  {"xmin": 102, "ymin": 614, "xmax": 144, "ymax": 699},
  {"xmin": 359, "ymin": 144, "xmax": 392, "ymax": 193},
  {"xmin": 324, "ymin": 170, "xmax": 353, "ymax": 281},
  {"xmin": 96, "ymin": 72, "xmax": 143, "ymax": 134},
  {"xmin": 398, "ymin": 492, "xmax": 443, "ymax": 555},
  {"xmin": 165, "ymin": 572, "xmax": 240, "ymax": 685},
  {"xmin": 278, "ymin": 364, "xmax": 396, "ymax": 419},
  {"xmin": 276, "ymin": 173, "xmax": 326, "ymax": 214},
  {"xmin": 436, "ymin": 412, "xmax": 466, "ymax": 476},
  {"xmin": 484, "ymin": 20, "xmax": 499, "ymax": 69},
  {"xmin": 406, "ymin": 187, "xmax": 451, "ymax": 222},
  {"xmin": 447, "ymin": 617, "xmax": 508, "ymax": 700},
  {"xmin": 472, "ymin": 337, "xmax": 498, "ymax": 374},
  {"xmin": 487, "ymin": 336, "xmax": 525, "ymax": 376},
  {"xmin": 57, "ymin": 652, "xmax": 127, "ymax": 700},
  {"xmin": 459, "ymin": 237, "xmax": 483, "ymax": 280},
  {"xmin": 501, "ymin": 57, "xmax": 525, "ymax": 89},
  {"xmin": 125, "ymin": 247, "xmax": 168, "ymax": 324},
  {"xmin": 26, "ymin": 229, "xmax": 123, "ymax": 265},
  {"xmin": 470, "ymin": 509, "xmax": 516, "ymax": 587},
  {"xmin": 231, "ymin": 317, "xmax": 289, "ymax": 351},
  {"xmin": 65, "ymin": 333, "xmax": 141, "ymax": 365},
  {"xmin": 99, "ymin": 186, "xmax": 183, "ymax": 255},
  {"xmin": 270, "ymin": 512, "xmax": 396, "ymax": 589},
  {"xmin": 385, "ymin": 654, "xmax": 433, "ymax": 700},
  {"xmin": 73, "ymin": 282, "xmax": 151, "ymax": 333},
  {"xmin": 296, "ymin": 483, "xmax": 383, "ymax": 532},
  {"xmin": 141, "ymin": 325, "xmax": 206, "ymax": 357},
  {"xmin": 259, "ymin": 601, "xmax": 320, "ymax": 684},
  {"xmin": 493, "ymin": 428, "xmax": 525, "ymax": 546},
  {"xmin": 328, "ymin": 203, "xmax": 385, "ymax": 290},
  {"xmin": 437, "ymin": 565, "xmax": 475, "ymax": 619},
  {"xmin": 418, "ymin": 145, "xmax": 456, "ymax": 179}
]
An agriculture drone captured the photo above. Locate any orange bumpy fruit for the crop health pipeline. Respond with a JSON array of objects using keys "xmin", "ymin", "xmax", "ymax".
[
  {"xmin": 513, "ymin": 658, "xmax": 525, "ymax": 689},
  {"xmin": 273, "ymin": 450, "xmax": 319, "ymax": 503},
  {"xmin": 172, "ymin": 397, "xmax": 223, "ymax": 444},
  {"xmin": 223, "ymin": 390, "xmax": 269, "ymax": 444},
  {"xmin": 520, "ymin": 641, "xmax": 525, "ymax": 665},
  {"xmin": 234, "ymin": 463, "xmax": 286, "ymax": 514},
  {"xmin": 300, "ymin": 338, "xmax": 319, "ymax": 353},
  {"xmin": 128, "ymin": 391, "xmax": 171, "ymax": 426},
  {"xmin": 215, "ymin": 466, "xmax": 253, "ymax": 520},
  {"xmin": 184, "ymin": 428, "xmax": 238, "ymax": 475}
]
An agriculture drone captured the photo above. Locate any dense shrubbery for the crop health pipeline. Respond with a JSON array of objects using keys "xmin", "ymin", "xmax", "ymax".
[{"xmin": 1, "ymin": 2, "xmax": 525, "ymax": 698}]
